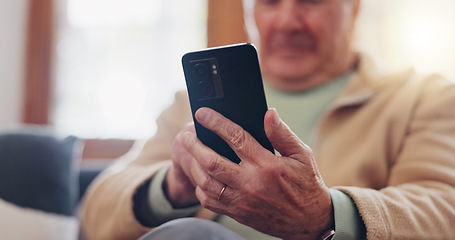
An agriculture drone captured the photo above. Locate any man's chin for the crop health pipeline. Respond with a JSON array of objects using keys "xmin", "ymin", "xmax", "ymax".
[
  {"xmin": 274, "ymin": 55, "xmax": 315, "ymax": 69},
  {"xmin": 263, "ymin": 57, "xmax": 317, "ymax": 80},
  {"xmin": 276, "ymin": 49, "xmax": 309, "ymax": 60},
  {"xmin": 268, "ymin": 66, "xmax": 313, "ymax": 81}
]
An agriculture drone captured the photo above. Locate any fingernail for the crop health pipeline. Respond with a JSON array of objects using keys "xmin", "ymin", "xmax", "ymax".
[
  {"xmin": 196, "ymin": 108, "xmax": 211, "ymax": 124},
  {"xmin": 271, "ymin": 108, "xmax": 280, "ymax": 127},
  {"xmin": 183, "ymin": 131, "xmax": 192, "ymax": 144}
]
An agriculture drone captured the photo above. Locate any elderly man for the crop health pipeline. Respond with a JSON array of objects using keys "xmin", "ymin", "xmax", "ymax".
[{"xmin": 81, "ymin": 0, "xmax": 455, "ymax": 239}]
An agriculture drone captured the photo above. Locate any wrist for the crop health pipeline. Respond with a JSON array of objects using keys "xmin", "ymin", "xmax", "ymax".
[
  {"xmin": 298, "ymin": 188, "xmax": 335, "ymax": 240},
  {"xmin": 315, "ymin": 188, "xmax": 335, "ymax": 240}
]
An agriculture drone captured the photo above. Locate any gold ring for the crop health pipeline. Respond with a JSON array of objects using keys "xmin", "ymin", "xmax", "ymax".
[{"xmin": 217, "ymin": 185, "xmax": 227, "ymax": 200}]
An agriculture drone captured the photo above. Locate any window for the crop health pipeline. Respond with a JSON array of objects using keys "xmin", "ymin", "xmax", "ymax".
[
  {"xmin": 354, "ymin": 0, "xmax": 455, "ymax": 79},
  {"xmin": 53, "ymin": 0, "xmax": 207, "ymax": 139},
  {"xmin": 381, "ymin": 0, "xmax": 455, "ymax": 78}
]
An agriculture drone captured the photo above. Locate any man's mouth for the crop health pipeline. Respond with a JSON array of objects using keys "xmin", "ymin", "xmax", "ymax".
[
  {"xmin": 269, "ymin": 34, "xmax": 315, "ymax": 50},
  {"xmin": 268, "ymin": 34, "xmax": 316, "ymax": 58}
]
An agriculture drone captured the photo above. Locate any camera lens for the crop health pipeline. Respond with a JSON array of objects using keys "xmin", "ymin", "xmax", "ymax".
[
  {"xmin": 193, "ymin": 63, "xmax": 209, "ymax": 78},
  {"xmin": 197, "ymin": 81, "xmax": 213, "ymax": 98}
]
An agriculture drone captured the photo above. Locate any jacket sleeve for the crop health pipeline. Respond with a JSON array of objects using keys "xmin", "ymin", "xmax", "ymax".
[
  {"xmin": 80, "ymin": 91, "xmax": 193, "ymax": 240},
  {"xmin": 337, "ymin": 76, "xmax": 455, "ymax": 240}
]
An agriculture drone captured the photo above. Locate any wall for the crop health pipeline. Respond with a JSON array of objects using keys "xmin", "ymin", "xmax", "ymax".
[{"xmin": 0, "ymin": 0, "xmax": 27, "ymax": 129}]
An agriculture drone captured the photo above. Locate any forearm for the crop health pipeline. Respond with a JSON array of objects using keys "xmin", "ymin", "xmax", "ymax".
[{"xmin": 81, "ymin": 160, "xmax": 170, "ymax": 240}]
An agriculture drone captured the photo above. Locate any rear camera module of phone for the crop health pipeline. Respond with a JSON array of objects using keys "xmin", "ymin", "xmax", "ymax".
[
  {"xmin": 193, "ymin": 63, "xmax": 210, "ymax": 78},
  {"xmin": 197, "ymin": 81, "xmax": 213, "ymax": 98}
]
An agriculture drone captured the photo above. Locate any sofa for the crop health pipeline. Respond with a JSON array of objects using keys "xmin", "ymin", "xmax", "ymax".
[{"xmin": 0, "ymin": 126, "xmax": 108, "ymax": 240}]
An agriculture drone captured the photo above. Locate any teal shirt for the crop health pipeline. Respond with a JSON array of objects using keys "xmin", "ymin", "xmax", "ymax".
[{"xmin": 263, "ymin": 72, "xmax": 351, "ymax": 147}]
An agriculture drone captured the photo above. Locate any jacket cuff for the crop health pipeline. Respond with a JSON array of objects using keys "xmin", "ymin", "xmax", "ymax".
[
  {"xmin": 146, "ymin": 166, "xmax": 199, "ymax": 226},
  {"xmin": 328, "ymin": 188, "xmax": 366, "ymax": 240}
]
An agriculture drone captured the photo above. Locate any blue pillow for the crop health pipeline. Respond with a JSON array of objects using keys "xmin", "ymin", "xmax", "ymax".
[{"xmin": 0, "ymin": 129, "xmax": 80, "ymax": 216}]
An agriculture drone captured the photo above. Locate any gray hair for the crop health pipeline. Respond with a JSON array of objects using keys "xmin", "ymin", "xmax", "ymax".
[{"xmin": 242, "ymin": 0, "xmax": 260, "ymax": 45}]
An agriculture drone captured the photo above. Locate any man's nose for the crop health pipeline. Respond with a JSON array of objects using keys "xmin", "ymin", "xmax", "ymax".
[{"xmin": 275, "ymin": 1, "xmax": 305, "ymax": 31}]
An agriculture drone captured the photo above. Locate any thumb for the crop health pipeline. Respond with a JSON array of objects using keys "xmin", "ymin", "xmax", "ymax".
[{"xmin": 264, "ymin": 108, "xmax": 313, "ymax": 159}]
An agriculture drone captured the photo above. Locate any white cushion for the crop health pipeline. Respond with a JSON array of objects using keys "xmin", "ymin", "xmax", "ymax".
[{"xmin": 0, "ymin": 198, "xmax": 79, "ymax": 240}]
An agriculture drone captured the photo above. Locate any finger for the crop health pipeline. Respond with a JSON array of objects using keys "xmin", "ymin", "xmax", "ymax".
[
  {"xmin": 172, "ymin": 130, "xmax": 198, "ymax": 185},
  {"xmin": 183, "ymin": 131, "xmax": 242, "ymax": 188},
  {"xmin": 195, "ymin": 107, "xmax": 271, "ymax": 163},
  {"xmin": 264, "ymin": 108, "xmax": 313, "ymax": 160},
  {"xmin": 195, "ymin": 186, "xmax": 229, "ymax": 214},
  {"xmin": 191, "ymin": 160, "xmax": 226, "ymax": 199}
]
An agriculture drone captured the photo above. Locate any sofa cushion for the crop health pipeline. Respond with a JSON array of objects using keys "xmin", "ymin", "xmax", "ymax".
[
  {"xmin": 0, "ymin": 198, "xmax": 79, "ymax": 240},
  {"xmin": 0, "ymin": 127, "xmax": 81, "ymax": 216}
]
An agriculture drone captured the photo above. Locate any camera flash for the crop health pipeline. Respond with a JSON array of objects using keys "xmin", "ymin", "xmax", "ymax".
[
  {"xmin": 212, "ymin": 70, "xmax": 218, "ymax": 75},
  {"xmin": 212, "ymin": 65, "xmax": 217, "ymax": 69}
]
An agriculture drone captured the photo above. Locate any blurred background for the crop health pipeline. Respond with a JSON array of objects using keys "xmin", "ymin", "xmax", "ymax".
[{"xmin": 1, "ymin": 0, "xmax": 454, "ymax": 159}]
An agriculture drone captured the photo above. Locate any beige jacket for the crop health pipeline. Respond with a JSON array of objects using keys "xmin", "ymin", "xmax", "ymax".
[{"xmin": 81, "ymin": 53, "xmax": 455, "ymax": 240}]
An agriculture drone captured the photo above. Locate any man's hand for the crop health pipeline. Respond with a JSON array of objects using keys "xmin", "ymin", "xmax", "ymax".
[
  {"xmin": 184, "ymin": 107, "xmax": 334, "ymax": 240},
  {"xmin": 165, "ymin": 124, "xmax": 199, "ymax": 208}
]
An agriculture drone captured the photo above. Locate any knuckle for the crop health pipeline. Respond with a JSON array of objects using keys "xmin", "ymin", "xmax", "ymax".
[
  {"xmin": 244, "ymin": 185, "xmax": 261, "ymax": 198},
  {"xmin": 299, "ymin": 141, "xmax": 314, "ymax": 157},
  {"xmin": 229, "ymin": 128, "xmax": 248, "ymax": 149},
  {"xmin": 206, "ymin": 155, "xmax": 222, "ymax": 172},
  {"xmin": 198, "ymin": 174, "xmax": 211, "ymax": 191}
]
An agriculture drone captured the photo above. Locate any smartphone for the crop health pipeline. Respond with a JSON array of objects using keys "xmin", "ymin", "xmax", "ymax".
[{"xmin": 182, "ymin": 43, "xmax": 274, "ymax": 164}]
